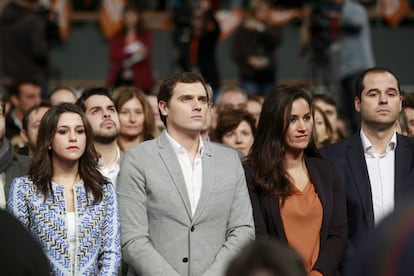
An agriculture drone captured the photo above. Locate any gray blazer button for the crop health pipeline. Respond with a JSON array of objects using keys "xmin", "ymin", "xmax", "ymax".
[
  {"xmin": 190, "ymin": 226, "xmax": 195, "ymax": 232},
  {"xmin": 182, "ymin": 257, "xmax": 188, "ymax": 263}
]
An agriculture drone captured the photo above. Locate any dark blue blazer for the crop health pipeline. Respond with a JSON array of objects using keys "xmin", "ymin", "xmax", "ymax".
[
  {"xmin": 320, "ymin": 133, "xmax": 414, "ymax": 275},
  {"xmin": 244, "ymin": 156, "xmax": 347, "ymax": 276}
]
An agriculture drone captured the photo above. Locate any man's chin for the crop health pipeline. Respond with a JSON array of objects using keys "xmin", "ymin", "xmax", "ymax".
[{"xmin": 94, "ymin": 134, "xmax": 118, "ymax": 144}]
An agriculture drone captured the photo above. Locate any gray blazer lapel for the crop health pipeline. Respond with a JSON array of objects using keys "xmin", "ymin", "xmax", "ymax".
[
  {"xmin": 193, "ymin": 141, "xmax": 214, "ymax": 222},
  {"xmin": 158, "ymin": 132, "xmax": 193, "ymax": 219}
]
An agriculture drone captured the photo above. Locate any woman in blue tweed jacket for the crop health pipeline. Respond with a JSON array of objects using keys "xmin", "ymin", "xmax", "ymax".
[{"xmin": 7, "ymin": 103, "xmax": 121, "ymax": 275}]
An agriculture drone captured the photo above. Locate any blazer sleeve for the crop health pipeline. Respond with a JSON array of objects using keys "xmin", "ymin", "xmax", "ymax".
[
  {"xmin": 6, "ymin": 177, "xmax": 30, "ymax": 228},
  {"xmin": 313, "ymin": 164, "xmax": 348, "ymax": 276},
  {"xmin": 243, "ymin": 163, "xmax": 269, "ymax": 239},
  {"xmin": 117, "ymin": 151, "xmax": 180, "ymax": 276},
  {"xmin": 202, "ymin": 152, "xmax": 255, "ymax": 276},
  {"xmin": 98, "ymin": 184, "xmax": 122, "ymax": 275}
]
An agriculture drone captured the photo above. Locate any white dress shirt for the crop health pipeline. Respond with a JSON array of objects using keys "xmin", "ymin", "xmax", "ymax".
[
  {"xmin": 66, "ymin": 212, "xmax": 77, "ymax": 270},
  {"xmin": 166, "ymin": 132, "xmax": 204, "ymax": 216},
  {"xmin": 0, "ymin": 173, "xmax": 5, "ymax": 209},
  {"xmin": 361, "ymin": 129, "xmax": 396, "ymax": 225},
  {"xmin": 98, "ymin": 146, "xmax": 121, "ymax": 189}
]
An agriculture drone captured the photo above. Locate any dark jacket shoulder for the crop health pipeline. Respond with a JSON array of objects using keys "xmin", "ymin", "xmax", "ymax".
[{"xmin": 4, "ymin": 153, "xmax": 31, "ymax": 196}]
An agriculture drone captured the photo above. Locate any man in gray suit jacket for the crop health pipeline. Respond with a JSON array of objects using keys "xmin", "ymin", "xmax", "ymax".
[{"xmin": 117, "ymin": 72, "xmax": 254, "ymax": 276}]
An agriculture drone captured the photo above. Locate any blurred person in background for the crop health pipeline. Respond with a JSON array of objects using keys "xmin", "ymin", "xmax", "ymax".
[
  {"xmin": 301, "ymin": 0, "xmax": 374, "ymax": 133},
  {"xmin": 201, "ymin": 83, "xmax": 214, "ymax": 140},
  {"xmin": 19, "ymin": 101, "xmax": 51, "ymax": 156},
  {"xmin": 335, "ymin": 0, "xmax": 375, "ymax": 133},
  {"xmin": 6, "ymin": 79, "xmax": 42, "ymax": 151},
  {"xmin": 0, "ymin": 0, "xmax": 50, "ymax": 98},
  {"xmin": 313, "ymin": 93, "xmax": 345, "ymax": 141},
  {"xmin": 107, "ymin": 3, "xmax": 156, "ymax": 93},
  {"xmin": 191, "ymin": 0, "xmax": 221, "ymax": 94},
  {"xmin": 49, "ymin": 87, "xmax": 78, "ymax": 106},
  {"xmin": 395, "ymin": 111, "xmax": 408, "ymax": 136},
  {"xmin": 402, "ymin": 92, "xmax": 414, "ymax": 137},
  {"xmin": 246, "ymin": 95, "xmax": 263, "ymax": 127},
  {"xmin": 214, "ymin": 108, "xmax": 256, "ymax": 157},
  {"xmin": 211, "ymin": 86, "xmax": 248, "ymax": 130},
  {"xmin": 146, "ymin": 94, "xmax": 165, "ymax": 132},
  {"xmin": 313, "ymin": 104, "xmax": 335, "ymax": 148},
  {"xmin": 231, "ymin": 0, "xmax": 282, "ymax": 96},
  {"xmin": 113, "ymin": 86, "xmax": 158, "ymax": 152},
  {"xmin": 171, "ymin": 0, "xmax": 193, "ymax": 72},
  {"xmin": 0, "ymin": 95, "xmax": 30, "ymax": 209},
  {"xmin": 215, "ymin": 86, "xmax": 248, "ymax": 113}
]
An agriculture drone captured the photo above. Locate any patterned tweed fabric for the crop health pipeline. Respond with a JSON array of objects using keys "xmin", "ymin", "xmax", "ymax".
[{"xmin": 7, "ymin": 176, "xmax": 121, "ymax": 275}]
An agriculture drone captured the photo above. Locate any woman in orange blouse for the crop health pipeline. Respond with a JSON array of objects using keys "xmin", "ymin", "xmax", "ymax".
[{"xmin": 244, "ymin": 86, "xmax": 347, "ymax": 276}]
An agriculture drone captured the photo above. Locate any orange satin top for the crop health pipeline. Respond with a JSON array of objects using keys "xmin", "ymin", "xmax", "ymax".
[{"xmin": 280, "ymin": 181, "xmax": 323, "ymax": 272}]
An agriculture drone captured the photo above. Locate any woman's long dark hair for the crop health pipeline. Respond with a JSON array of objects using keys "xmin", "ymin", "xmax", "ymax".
[
  {"xmin": 121, "ymin": 3, "xmax": 148, "ymax": 36},
  {"xmin": 247, "ymin": 86, "xmax": 318, "ymax": 200},
  {"xmin": 29, "ymin": 103, "xmax": 108, "ymax": 203}
]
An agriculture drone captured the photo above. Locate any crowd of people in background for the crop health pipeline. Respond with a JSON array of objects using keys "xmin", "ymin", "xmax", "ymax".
[{"xmin": 2, "ymin": 0, "xmax": 414, "ymax": 275}]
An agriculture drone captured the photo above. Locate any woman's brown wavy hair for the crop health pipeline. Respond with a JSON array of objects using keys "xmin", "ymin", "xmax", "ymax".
[{"xmin": 29, "ymin": 103, "xmax": 108, "ymax": 203}]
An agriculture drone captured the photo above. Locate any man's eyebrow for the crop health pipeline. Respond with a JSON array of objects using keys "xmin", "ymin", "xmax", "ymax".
[{"xmin": 89, "ymin": 106, "xmax": 103, "ymax": 110}]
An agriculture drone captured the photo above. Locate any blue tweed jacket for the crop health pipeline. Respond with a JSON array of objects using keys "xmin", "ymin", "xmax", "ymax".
[{"xmin": 7, "ymin": 176, "xmax": 121, "ymax": 276}]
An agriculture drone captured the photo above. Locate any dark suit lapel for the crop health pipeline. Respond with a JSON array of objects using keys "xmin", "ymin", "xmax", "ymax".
[
  {"xmin": 346, "ymin": 135, "xmax": 375, "ymax": 229},
  {"xmin": 305, "ymin": 157, "xmax": 329, "ymax": 242},
  {"xmin": 267, "ymin": 197, "xmax": 288, "ymax": 243},
  {"xmin": 395, "ymin": 135, "xmax": 412, "ymax": 197},
  {"xmin": 158, "ymin": 132, "xmax": 193, "ymax": 219},
  {"xmin": 193, "ymin": 141, "xmax": 214, "ymax": 222}
]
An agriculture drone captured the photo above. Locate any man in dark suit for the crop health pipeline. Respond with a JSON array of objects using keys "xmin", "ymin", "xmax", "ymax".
[
  {"xmin": 0, "ymin": 95, "xmax": 30, "ymax": 208},
  {"xmin": 320, "ymin": 67, "xmax": 414, "ymax": 275}
]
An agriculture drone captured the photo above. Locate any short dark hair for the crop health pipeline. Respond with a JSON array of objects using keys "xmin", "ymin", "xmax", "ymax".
[
  {"xmin": 215, "ymin": 86, "xmax": 248, "ymax": 109},
  {"xmin": 49, "ymin": 86, "xmax": 77, "ymax": 98},
  {"xmin": 22, "ymin": 101, "xmax": 52, "ymax": 131},
  {"xmin": 403, "ymin": 93, "xmax": 414, "ymax": 109},
  {"xmin": 312, "ymin": 93, "xmax": 337, "ymax": 108},
  {"xmin": 9, "ymin": 79, "xmax": 40, "ymax": 98},
  {"xmin": 76, "ymin": 87, "xmax": 114, "ymax": 112},
  {"xmin": 226, "ymin": 239, "xmax": 306, "ymax": 276},
  {"xmin": 157, "ymin": 72, "xmax": 209, "ymax": 126},
  {"xmin": 355, "ymin": 67, "xmax": 401, "ymax": 99},
  {"xmin": 214, "ymin": 109, "xmax": 256, "ymax": 143}
]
